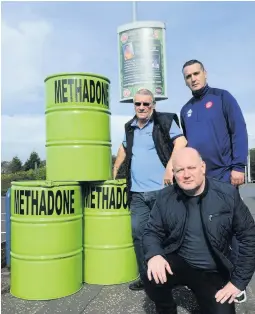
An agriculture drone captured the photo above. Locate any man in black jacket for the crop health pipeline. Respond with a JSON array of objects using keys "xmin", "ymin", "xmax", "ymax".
[
  {"xmin": 142, "ymin": 147, "xmax": 255, "ymax": 314},
  {"xmin": 113, "ymin": 88, "xmax": 187, "ymax": 290}
]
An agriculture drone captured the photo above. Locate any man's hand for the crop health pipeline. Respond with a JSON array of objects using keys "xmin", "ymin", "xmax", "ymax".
[
  {"xmin": 215, "ymin": 282, "xmax": 241, "ymax": 304},
  {"xmin": 231, "ymin": 170, "xmax": 245, "ymax": 186},
  {"xmin": 163, "ymin": 167, "xmax": 174, "ymax": 186},
  {"xmin": 147, "ymin": 255, "xmax": 173, "ymax": 284}
]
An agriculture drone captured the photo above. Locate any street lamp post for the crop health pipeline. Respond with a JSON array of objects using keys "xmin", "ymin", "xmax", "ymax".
[
  {"xmin": 247, "ymin": 133, "xmax": 255, "ymax": 183},
  {"xmin": 132, "ymin": 1, "xmax": 137, "ymax": 22},
  {"xmin": 247, "ymin": 149, "xmax": 251, "ymax": 183}
]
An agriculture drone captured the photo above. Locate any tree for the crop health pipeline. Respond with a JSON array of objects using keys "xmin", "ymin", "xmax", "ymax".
[
  {"xmin": 23, "ymin": 151, "xmax": 41, "ymax": 171},
  {"xmin": 1, "ymin": 161, "xmax": 11, "ymax": 174},
  {"xmin": 250, "ymin": 148, "xmax": 255, "ymax": 182},
  {"xmin": 9, "ymin": 156, "xmax": 22, "ymax": 173},
  {"xmin": 40, "ymin": 160, "xmax": 46, "ymax": 168}
]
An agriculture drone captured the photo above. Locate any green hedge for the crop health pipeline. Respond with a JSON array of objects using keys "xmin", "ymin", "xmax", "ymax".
[{"xmin": 1, "ymin": 167, "xmax": 46, "ymax": 196}]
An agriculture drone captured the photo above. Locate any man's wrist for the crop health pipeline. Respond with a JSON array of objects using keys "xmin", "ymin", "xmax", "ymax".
[{"xmin": 231, "ymin": 166, "xmax": 245, "ymax": 173}]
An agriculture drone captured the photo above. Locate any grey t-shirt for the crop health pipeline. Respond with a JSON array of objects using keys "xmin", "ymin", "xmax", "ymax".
[{"xmin": 177, "ymin": 196, "xmax": 217, "ymax": 270}]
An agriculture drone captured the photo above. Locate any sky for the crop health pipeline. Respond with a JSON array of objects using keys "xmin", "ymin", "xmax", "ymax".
[{"xmin": 2, "ymin": 1, "xmax": 255, "ymax": 162}]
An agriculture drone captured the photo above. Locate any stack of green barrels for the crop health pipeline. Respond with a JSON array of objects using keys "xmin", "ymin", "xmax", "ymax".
[{"xmin": 10, "ymin": 73, "xmax": 138, "ymax": 300}]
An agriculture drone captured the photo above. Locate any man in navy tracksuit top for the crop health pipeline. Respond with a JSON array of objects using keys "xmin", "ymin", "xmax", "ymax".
[{"xmin": 180, "ymin": 59, "xmax": 248, "ymax": 186}]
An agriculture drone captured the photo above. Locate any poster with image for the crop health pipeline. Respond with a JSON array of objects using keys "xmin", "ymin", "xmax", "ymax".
[{"xmin": 118, "ymin": 24, "xmax": 167, "ymax": 102}]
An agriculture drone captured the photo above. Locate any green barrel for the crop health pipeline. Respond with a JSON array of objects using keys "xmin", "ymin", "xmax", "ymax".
[
  {"xmin": 83, "ymin": 179, "xmax": 138, "ymax": 285},
  {"xmin": 45, "ymin": 73, "xmax": 112, "ymax": 181},
  {"xmin": 10, "ymin": 181, "xmax": 83, "ymax": 300}
]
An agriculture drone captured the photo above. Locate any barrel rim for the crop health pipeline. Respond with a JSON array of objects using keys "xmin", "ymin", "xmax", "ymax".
[
  {"xmin": 11, "ymin": 180, "xmax": 80, "ymax": 187},
  {"xmin": 45, "ymin": 105, "xmax": 112, "ymax": 114},
  {"xmin": 44, "ymin": 73, "xmax": 111, "ymax": 83},
  {"xmin": 84, "ymin": 179, "xmax": 127, "ymax": 186}
]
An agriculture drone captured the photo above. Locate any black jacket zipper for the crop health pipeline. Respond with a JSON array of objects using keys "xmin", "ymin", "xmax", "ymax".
[
  {"xmin": 208, "ymin": 211, "xmax": 230, "ymax": 221},
  {"xmin": 200, "ymin": 204, "xmax": 233, "ymax": 274}
]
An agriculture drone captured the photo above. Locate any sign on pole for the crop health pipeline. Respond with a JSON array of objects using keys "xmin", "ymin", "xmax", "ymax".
[{"xmin": 117, "ymin": 21, "xmax": 168, "ymax": 103}]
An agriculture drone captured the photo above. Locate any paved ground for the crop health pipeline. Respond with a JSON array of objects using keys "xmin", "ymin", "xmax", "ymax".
[
  {"xmin": 1, "ymin": 270, "xmax": 255, "ymax": 314},
  {"xmin": 1, "ymin": 184, "xmax": 255, "ymax": 313}
]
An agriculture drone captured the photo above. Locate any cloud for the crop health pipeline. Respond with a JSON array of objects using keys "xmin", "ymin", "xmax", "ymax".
[
  {"xmin": 1, "ymin": 20, "xmax": 52, "ymax": 110},
  {"xmin": 110, "ymin": 115, "xmax": 132, "ymax": 155},
  {"xmin": 1, "ymin": 115, "xmax": 46, "ymax": 162},
  {"xmin": 2, "ymin": 113, "xmax": 255, "ymax": 162},
  {"xmin": 1, "ymin": 18, "xmax": 89, "ymax": 115},
  {"xmin": 1, "ymin": 2, "xmax": 255, "ymax": 164},
  {"xmin": 2, "ymin": 2, "xmax": 255, "ymax": 118}
]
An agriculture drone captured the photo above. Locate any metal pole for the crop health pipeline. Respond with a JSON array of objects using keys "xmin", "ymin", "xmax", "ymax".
[
  {"xmin": 133, "ymin": 1, "xmax": 137, "ymax": 22},
  {"xmin": 248, "ymin": 148, "xmax": 251, "ymax": 183},
  {"xmin": 5, "ymin": 188, "xmax": 11, "ymax": 268}
]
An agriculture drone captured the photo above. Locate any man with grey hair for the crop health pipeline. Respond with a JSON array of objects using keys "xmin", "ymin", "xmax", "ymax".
[
  {"xmin": 142, "ymin": 147, "xmax": 255, "ymax": 314},
  {"xmin": 113, "ymin": 88, "xmax": 187, "ymax": 290}
]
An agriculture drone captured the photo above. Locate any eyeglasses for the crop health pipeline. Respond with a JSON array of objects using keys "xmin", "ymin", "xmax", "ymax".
[{"xmin": 134, "ymin": 102, "xmax": 152, "ymax": 107}]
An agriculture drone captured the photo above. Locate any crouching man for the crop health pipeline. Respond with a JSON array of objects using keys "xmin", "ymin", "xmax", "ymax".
[{"xmin": 142, "ymin": 147, "xmax": 255, "ymax": 314}]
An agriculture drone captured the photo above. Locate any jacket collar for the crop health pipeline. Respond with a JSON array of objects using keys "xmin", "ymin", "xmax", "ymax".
[{"xmin": 192, "ymin": 84, "xmax": 209, "ymax": 99}]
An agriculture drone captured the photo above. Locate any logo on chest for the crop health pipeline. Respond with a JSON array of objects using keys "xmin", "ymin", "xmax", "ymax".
[
  {"xmin": 186, "ymin": 109, "xmax": 192, "ymax": 117},
  {"xmin": 205, "ymin": 101, "xmax": 213, "ymax": 109}
]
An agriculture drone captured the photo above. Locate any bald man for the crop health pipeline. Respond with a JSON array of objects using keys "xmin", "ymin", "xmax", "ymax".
[{"xmin": 142, "ymin": 148, "xmax": 255, "ymax": 314}]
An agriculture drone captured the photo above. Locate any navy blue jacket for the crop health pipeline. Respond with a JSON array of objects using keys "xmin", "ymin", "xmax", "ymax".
[{"xmin": 180, "ymin": 85, "xmax": 248, "ymax": 182}]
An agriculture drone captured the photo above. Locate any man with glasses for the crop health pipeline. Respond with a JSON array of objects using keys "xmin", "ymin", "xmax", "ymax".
[{"xmin": 113, "ymin": 88, "xmax": 187, "ymax": 290}]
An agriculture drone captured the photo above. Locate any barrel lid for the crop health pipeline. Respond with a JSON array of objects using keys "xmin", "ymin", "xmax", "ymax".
[
  {"xmin": 85, "ymin": 179, "xmax": 127, "ymax": 186},
  {"xmin": 44, "ymin": 72, "xmax": 110, "ymax": 83},
  {"xmin": 11, "ymin": 180, "xmax": 80, "ymax": 188}
]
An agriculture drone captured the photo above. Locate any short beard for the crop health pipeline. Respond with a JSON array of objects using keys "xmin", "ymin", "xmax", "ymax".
[{"xmin": 182, "ymin": 181, "xmax": 204, "ymax": 197}]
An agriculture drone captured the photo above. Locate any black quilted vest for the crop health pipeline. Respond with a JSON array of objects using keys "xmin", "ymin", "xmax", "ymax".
[{"xmin": 124, "ymin": 110, "xmax": 180, "ymax": 206}]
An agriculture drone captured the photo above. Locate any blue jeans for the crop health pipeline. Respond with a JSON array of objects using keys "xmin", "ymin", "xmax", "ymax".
[{"xmin": 130, "ymin": 190, "xmax": 160, "ymax": 278}]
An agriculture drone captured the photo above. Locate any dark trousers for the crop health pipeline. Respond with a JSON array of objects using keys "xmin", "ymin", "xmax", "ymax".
[
  {"xmin": 143, "ymin": 254, "xmax": 236, "ymax": 314},
  {"xmin": 130, "ymin": 190, "xmax": 160, "ymax": 278}
]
